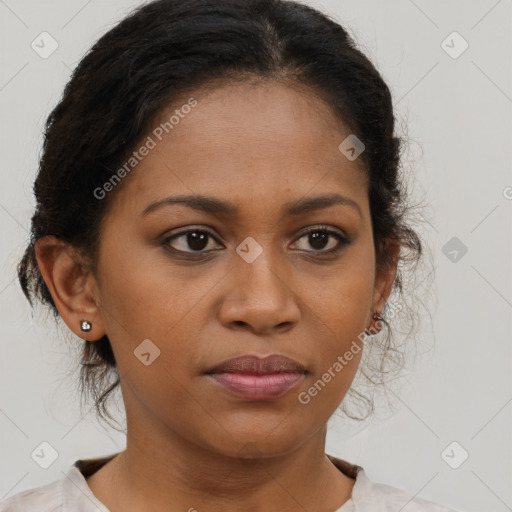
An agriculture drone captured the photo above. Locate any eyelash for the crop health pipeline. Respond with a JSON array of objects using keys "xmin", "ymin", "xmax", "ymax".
[{"xmin": 160, "ymin": 225, "xmax": 350, "ymax": 258}]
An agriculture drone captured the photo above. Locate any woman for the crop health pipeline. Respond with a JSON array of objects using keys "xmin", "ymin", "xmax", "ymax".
[{"xmin": 3, "ymin": 0, "xmax": 459, "ymax": 510}]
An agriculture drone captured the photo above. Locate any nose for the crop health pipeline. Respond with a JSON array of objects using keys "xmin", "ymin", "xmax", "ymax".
[{"xmin": 218, "ymin": 248, "xmax": 301, "ymax": 335}]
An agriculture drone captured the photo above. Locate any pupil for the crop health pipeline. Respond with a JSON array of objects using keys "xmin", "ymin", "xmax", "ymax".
[
  {"xmin": 188, "ymin": 231, "xmax": 208, "ymax": 251},
  {"xmin": 310, "ymin": 231, "xmax": 328, "ymax": 250}
]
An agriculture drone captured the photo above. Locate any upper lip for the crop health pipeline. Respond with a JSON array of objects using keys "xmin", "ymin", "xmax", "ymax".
[{"xmin": 205, "ymin": 354, "xmax": 307, "ymax": 375}]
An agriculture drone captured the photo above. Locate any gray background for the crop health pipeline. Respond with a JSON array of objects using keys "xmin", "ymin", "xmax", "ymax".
[{"xmin": 0, "ymin": 1, "xmax": 510, "ymax": 511}]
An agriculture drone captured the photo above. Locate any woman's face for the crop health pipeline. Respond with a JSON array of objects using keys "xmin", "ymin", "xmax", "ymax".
[{"xmin": 91, "ymin": 81, "xmax": 396, "ymax": 457}]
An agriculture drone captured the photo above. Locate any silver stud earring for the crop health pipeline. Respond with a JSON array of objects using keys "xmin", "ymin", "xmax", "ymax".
[{"xmin": 80, "ymin": 320, "xmax": 92, "ymax": 332}]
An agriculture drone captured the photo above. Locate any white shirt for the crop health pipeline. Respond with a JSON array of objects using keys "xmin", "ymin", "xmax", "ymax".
[{"xmin": 1, "ymin": 454, "xmax": 461, "ymax": 511}]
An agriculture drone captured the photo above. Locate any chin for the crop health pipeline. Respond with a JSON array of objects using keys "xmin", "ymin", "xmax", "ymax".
[{"xmin": 198, "ymin": 424, "xmax": 310, "ymax": 461}]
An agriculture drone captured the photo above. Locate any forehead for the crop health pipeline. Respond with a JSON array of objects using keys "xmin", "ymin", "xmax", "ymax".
[{"xmin": 109, "ymin": 80, "xmax": 368, "ymax": 218}]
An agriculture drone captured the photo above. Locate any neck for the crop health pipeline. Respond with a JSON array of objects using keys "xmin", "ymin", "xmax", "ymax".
[{"xmin": 87, "ymin": 391, "xmax": 355, "ymax": 512}]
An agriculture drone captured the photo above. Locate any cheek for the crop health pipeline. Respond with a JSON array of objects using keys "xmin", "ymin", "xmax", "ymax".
[
  {"xmin": 306, "ymin": 250, "xmax": 375, "ymax": 334},
  {"xmin": 299, "ymin": 256, "xmax": 374, "ymax": 394},
  {"xmin": 96, "ymin": 237, "xmax": 195, "ymax": 330},
  {"xmin": 297, "ymin": 289, "xmax": 368, "ymax": 413},
  {"xmin": 95, "ymin": 242, "xmax": 224, "ymax": 373}
]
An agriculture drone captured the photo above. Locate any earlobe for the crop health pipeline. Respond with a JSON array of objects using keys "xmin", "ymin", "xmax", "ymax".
[{"xmin": 34, "ymin": 235, "xmax": 105, "ymax": 341}]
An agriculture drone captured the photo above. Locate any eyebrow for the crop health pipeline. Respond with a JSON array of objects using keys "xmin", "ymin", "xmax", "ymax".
[{"xmin": 140, "ymin": 193, "xmax": 362, "ymax": 218}]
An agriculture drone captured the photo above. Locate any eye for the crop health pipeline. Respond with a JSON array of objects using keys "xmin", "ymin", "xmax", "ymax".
[
  {"xmin": 161, "ymin": 228, "xmax": 222, "ymax": 253},
  {"xmin": 292, "ymin": 226, "xmax": 350, "ymax": 254},
  {"xmin": 160, "ymin": 225, "xmax": 350, "ymax": 257}
]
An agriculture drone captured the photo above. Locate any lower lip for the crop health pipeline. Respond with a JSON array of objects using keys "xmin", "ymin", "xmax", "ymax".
[{"xmin": 208, "ymin": 372, "xmax": 305, "ymax": 400}]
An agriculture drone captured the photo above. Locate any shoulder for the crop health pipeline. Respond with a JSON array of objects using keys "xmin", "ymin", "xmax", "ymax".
[
  {"xmin": 0, "ymin": 477, "xmax": 63, "ymax": 512},
  {"xmin": 353, "ymin": 469, "xmax": 461, "ymax": 512},
  {"xmin": 0, "ymin": 460, "xmax": 112, "ymax": 512},
  {"xmin": 326, "ymin": 454, "xmax": 461, "ymax": 512},
  {"xmin": 1, "ymin": 454, "xmax": 118, "ymax": 512}
]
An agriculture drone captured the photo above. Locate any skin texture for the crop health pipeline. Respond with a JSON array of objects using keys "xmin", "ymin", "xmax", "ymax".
[{"xmin": 35, "ymin": 80, "xmax": 398, "ymax": 512}]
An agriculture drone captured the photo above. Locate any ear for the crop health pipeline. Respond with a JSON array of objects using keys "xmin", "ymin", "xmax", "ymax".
[
  {"xmin": 35, "ymin": 235, "xmax": 105, "ymax": 341},
  {"xmin": 368, "ymin": 240, "xmax": 400, "ymax": 330}
]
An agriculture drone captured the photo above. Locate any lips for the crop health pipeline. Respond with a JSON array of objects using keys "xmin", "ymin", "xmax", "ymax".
[
  {"xmin": 205, "ymin": 354, "xmax": 307, "ymax": 400},
  {"xmin": 205, "ymin": 354, "xmax": 307, "ymax": 375}
]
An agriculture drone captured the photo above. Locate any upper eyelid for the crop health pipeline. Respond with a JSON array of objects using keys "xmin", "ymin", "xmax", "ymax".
[
  {"xmin": 164, "ymin": 225, "xmax": 347, "ymax": 246},
  {"xmin": 164, "ymin": 226, "xmax": 222, "ymax": 243}
]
